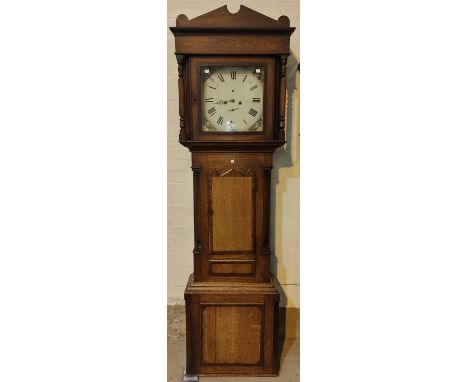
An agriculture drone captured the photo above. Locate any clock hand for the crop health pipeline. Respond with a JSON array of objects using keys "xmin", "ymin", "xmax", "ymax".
[
  {"xmin": 215, "ymin": 99, "xmax": 237, "ymax": 105},
  {"xmin": 228, "ymin": 107, "xmax": 239, "ymax": 111}
]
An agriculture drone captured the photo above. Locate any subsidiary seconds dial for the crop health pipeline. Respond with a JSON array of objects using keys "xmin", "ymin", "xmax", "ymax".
[{"xmin": 201, "ymin": 66, "xmax": 264, "ymax": 132}]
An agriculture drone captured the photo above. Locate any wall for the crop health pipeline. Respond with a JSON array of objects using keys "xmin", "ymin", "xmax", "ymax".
[{"xmin": 167, "ymin": 0, "xmax": 300, "ymax": 308}]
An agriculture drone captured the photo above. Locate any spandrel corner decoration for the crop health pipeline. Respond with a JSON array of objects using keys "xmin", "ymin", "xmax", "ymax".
[{"xmin": 170, "ymin": 5, "xmax": 295, "ymax": 376}]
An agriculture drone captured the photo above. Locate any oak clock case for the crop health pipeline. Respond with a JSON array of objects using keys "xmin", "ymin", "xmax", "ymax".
[{"xmin": 170, "ymin": 5, "xmax": 294, "ymax": 376}]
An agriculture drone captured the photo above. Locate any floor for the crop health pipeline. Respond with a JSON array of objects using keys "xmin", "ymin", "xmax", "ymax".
[{"xmin": 168, "ymin": 306, "xmax": 300, "ymax": 382}]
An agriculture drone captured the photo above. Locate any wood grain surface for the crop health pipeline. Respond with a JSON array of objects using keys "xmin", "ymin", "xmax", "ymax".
[{"xmin": 212, "ymin": 176, "xmax": 252, "ymax": 251}]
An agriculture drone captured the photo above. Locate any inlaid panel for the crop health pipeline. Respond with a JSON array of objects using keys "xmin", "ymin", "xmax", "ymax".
[
  {"xmin": 210, "ymin": 169, "xmax": 255, "ymax": 252},
  {"xmin": 201, "ymin": 304, "xmax": 263, "ymax": 365},
  {"xmin": 209, "ymin": 259, "xmax": 255, "ymax": 275}
]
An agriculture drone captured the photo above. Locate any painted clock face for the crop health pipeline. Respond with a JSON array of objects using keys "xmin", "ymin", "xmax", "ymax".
[{"xmin": 201, "ymin": 66, "xmax": 264, "ymax": 132}]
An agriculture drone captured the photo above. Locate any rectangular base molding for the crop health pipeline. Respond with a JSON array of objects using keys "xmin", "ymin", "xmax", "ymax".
[{"xmin": 184, "ymin": 274, "xmax": 280, "ymax": 375}]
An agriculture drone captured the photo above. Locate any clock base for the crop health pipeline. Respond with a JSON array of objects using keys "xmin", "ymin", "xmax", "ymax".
[{"xmin": 184, "ymin": 273, "xmax": 281, "ymax": 376}]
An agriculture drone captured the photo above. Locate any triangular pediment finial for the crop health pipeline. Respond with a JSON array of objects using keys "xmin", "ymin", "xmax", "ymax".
[{"xmin": 175, "ymin": 5, "xmax": 290, "ymax": 30}]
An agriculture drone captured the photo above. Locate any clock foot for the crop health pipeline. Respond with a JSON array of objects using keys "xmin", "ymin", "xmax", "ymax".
[{"xmin": 181, "ymin": 368, "xmax": 198, "ymax": 382}]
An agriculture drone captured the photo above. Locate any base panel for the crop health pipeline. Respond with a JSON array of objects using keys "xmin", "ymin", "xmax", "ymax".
[{"xmin": 184, "ymin": 274, "xmax": 280, "ymax": 376}]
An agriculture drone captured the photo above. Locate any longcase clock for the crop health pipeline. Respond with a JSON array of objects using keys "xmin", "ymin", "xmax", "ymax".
[{"xmin": 170, "ymin": 5, "xmax": 295, "ymax": 376}]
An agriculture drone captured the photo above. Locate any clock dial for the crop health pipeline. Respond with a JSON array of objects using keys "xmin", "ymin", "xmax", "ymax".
[{"xmin": 201, "ymin": 66, "xmax": 264, "ymax": 132}]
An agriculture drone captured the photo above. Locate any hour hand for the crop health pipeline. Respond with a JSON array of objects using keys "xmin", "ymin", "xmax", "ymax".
[{"xmin": 215, "ymin": 99, "xmax": 236, "ymax": 104}]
